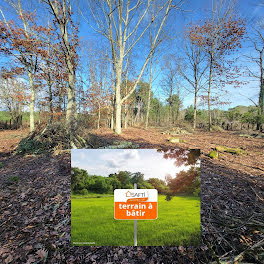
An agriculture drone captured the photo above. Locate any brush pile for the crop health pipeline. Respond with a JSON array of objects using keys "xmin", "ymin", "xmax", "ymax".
[{"xmin": 16, "ymin": 123, "xmax": 91, "ymax": 154}]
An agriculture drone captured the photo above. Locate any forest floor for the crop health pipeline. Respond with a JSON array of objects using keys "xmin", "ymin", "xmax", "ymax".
[
  {"xmin": 90, "ymin": 127, "xmax": 264, "ymax": 176},
  {"xmin": 0, "ymin": 127, "xmax": 263, "ymax": 263},
  {"xmin": 0, "ymin": 128, "xmax": 28, "ymax": 153}
]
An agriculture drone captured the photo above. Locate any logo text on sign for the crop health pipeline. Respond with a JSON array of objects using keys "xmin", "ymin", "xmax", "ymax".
[{"xmin": 114, "ymin": 189, "xmax": 158, "ymax": 220}]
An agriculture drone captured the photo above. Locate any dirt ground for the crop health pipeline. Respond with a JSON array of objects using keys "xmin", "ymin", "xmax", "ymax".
[
  {"xmin": 1, "ymin": 127, "xmax": 263, "ymax": 177},
  {"xmin": 90, "ymin": 127, "xmax": 264, "ymax": 176},
  {"xmin": 0, "ymin": 127, "xmax": 263, "ymax": 263},
  {"xmin": 0, "ymin": 129, "xmax": 29, "ymax": 153}
]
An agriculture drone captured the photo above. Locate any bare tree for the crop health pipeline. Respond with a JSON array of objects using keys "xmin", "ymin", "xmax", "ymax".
[
  {"xmin": 122, "ymin": 53, "xmax": 135, "ymax": 129},
  {"xmin": 145, "ymin": 48, "xmax": 155, "ymax": 129},
  {"xmin": 83, "ymin": 0, "xmax": 184, "ymax": 134},
  {"xmin": 0, "ymin": 0, "xmax": 45, "ymax": 131},
  {"xmin": 145, "ymin": 18, "xmax": 164, "ymax": 129},
  {"xmin": 189, "ymin": 0, "xmax": 245, "ymax": 131},
  {"xmin": 179, "ymin": 31, "xmax": 208, "ymax": 129},
  {"xmin": 0, "ymin": 75, "xmax": 26, "ymax": 120},
  {"xmin": 42, "ymin": 0, "xmax": 79, "ymax": 135},
  {"xmin": 160, "ymin": 54, "xmax": 180, "ymax": 125},
  {"xmin": 245, "ymin": 27, "xmax": 264, "ymax": 130}
]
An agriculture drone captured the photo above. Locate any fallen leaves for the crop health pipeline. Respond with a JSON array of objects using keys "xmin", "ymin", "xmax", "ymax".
[
  {"xmin": 0, "ymin": 154, "xmax": 71, "ymax": 263},
  {"xmin": 36, "ymin": 248, "xmax": 48, "ymax": 261},
  {"xmin": 4, "ymin": 254, "xmax": 13, "ymax": 264}
]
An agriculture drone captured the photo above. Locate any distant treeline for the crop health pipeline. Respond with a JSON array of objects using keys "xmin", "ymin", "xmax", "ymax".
[
  {"xmin": 184, "ymin": 105, "xmax": 264, "ymax": 131},
  {"xmin": 71, "ymin": 167, "xmax": 200, "ymax": 196},
  {"xmin": 0, "ymin": 103, "xmax": 262, "ymax": 132}
]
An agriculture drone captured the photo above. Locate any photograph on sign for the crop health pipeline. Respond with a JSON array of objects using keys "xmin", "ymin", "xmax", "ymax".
[{"xmin": 71, "ymin": 148, "xmax": 201, "ymax": 246}]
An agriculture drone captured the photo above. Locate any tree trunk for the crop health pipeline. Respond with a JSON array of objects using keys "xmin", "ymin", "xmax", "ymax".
[
  {"xmin": 145, "ymin": 52, "xmax": 154, "ymax": 129},
  {"xmin": 193, "ymin": 89, "xmax": 197, "ymax": 129},
  {"xmin": 58, "ymin": 83, "xmax": 63, "ymax": 113},
  {"xmin": 115, "ymin": 101, "xmax": 122, "ymax": 134},
  {"xmin": 124, "ymin": 103, "xmax": 128, "ymax": 129},
  {"xmin": 114, "ymin": 82, "xmax": 122, "ymax": 133},
  {"xmin": 114, "ymin": 52, "xmax": 123, "ymax": 134},
  {"xmin": 176, "ymin": 104, "xmax": 180, "ymax": 122},
  {"xmin": 208, "ymin": 52, "xmax": 213, "ymax": 132},
  {"xmin": 258, "ymin": 51, "xmax": 264, "ymax": 131},
  {"xmin": 111, "ymin": 110, "xmax": 114, "ymax": 130},
  {"xmin": 48, "ymin": 80, "xmax": 53, "ymax": 125},
  {"xmin": 97, "ymin": 103, "xmax": 101, "ymax": 129},
  {"xmin": 169, "ymin": 104, "xmax": 171, "ymax": 126},
  {"xmin": 172, "ymin": 107, "xmax": 175, "ymax": 125},
  {"xmin": 28, "ymin": 72, "xmax": 35, "ymax": 132},
  {"xmin": 145, "ymin": 84, "xmax": 151, "ymax": 129},
  {"xmin": 134, "ymin": 102, "xmax": 141, "ymax": 125},
  {"xmin": 66, "ymin": 70, "xmax": 76, "ymax": 130},
  {"xmin": 260, "ymin": 81, "xmax": 264, "ymax": 115}
]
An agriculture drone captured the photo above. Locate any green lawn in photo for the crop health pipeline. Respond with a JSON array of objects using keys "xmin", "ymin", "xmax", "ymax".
[{"xmin": 71, "ymin": 194, "xmax": 200, "ymax": 246}]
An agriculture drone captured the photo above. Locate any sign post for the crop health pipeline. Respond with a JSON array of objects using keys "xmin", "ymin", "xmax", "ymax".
[
  {"xmin": 134, "ymin": 183, "xmax": 137, "ymax": 246},
  {"xmin": 114, "ymin": 187, "xmax": 158, "ymax": 246}
]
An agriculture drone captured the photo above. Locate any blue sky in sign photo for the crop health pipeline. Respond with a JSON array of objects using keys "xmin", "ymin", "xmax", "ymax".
[{"xmin": 71, "ymin": 149, "xmax": 199, "ymax": 180}]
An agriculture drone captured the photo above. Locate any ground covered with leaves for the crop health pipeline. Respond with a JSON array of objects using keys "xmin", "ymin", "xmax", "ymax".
[
  {"xmin": 91, "ymin": 127, "xmax": 264, "ymax": 176},
  {"xmin": 0, "ymin": 129, "xmax": 28, "ymax": 153},
  {"xmin": 0, "ymin": 127, "xmax": 263, "ymax": 263}
]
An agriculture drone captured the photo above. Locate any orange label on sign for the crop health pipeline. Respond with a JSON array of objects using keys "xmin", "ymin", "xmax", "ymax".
[{"xmin": 114, "ymin": 189, "xmax": 158, "ymax": 220}]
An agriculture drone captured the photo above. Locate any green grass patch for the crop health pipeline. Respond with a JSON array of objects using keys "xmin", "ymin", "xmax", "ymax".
[
  {"xmin": 0, "ymin": 111, "xmax": 40, "ymax": 122},
  {"xmin": 71, "ymin": 194, "xmax": 200, "ymax": 246},
  {"xmin": 21, "ymin": 112, "xmax": 40, "ymax": 122},
  {"xmin": 0, "ymin": 111, "xmax": 11, "ymax": 121}
]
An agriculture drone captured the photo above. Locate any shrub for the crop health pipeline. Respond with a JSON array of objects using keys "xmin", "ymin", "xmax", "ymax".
[
  {"xmin": 16, "ymin": 138, "xmax": 44, "ymax": 154},
  {"xmin": 184, "ymin": 105, "xmax": 195, "ymax": 122},
  {"xmin": 211, "ymin": 125, "xmax": 224, "ymax": 132},
  {"xmin": 165, "ymin": 194, "xmax": 173, "ymax": 201},
  {"xmin": 180, "ymin": 121, "xmax": 194, "ymax": 133},
  {"xmin": 79, "ymin": 189, "xmax": 89, "ymax": 195},
  {"xmin": 0, "ymin": 162, "xmax": 2, "ymax": 169},
  {"xmin": 193, "ymin": 187, "xmax": 200, "ymax": 197}
]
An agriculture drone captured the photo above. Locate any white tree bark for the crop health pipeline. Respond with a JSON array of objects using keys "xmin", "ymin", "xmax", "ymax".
[{"xmin": 28, "ymin": 72, "xmax": 35, "ymax": 132}]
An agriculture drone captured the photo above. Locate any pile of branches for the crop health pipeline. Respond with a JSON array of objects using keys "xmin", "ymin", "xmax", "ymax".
[{"xmin": 16, "ymin": 123, "xmax": 91, "ymax": 154}]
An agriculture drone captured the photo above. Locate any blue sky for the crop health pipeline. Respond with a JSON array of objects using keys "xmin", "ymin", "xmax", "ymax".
[
  {"xmin": 71, "ymin": 149, "xmax": 196, "ymax": 180},
  {"xmin": 1, "ymin": 0, "xmax": 264, "ymax": 110},
  {"xmin": 63, "ymin": 0, "xmax": 264, "ymax": 110}
]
